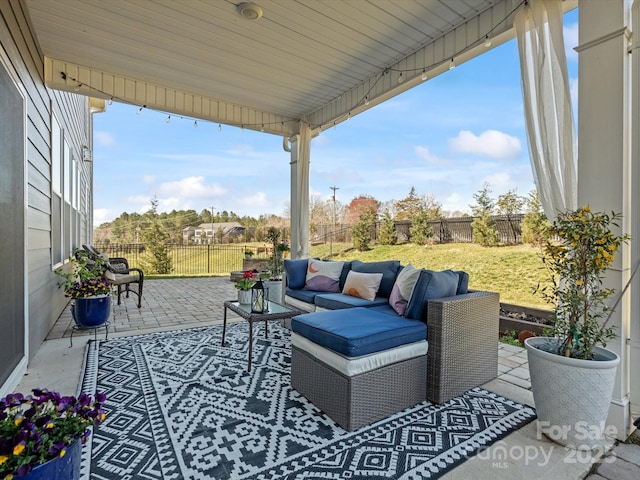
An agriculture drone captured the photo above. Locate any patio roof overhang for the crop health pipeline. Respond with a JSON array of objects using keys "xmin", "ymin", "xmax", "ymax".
[{"xmin": 25, "ymin": 0, "xmax": 576, "ymax": 137}]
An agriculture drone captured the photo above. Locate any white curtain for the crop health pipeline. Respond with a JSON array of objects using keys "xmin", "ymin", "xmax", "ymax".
[
  {"xmin": 291, "ymin": 122, "xmax": 310, "ymax": 259},
  {"xmin": 515, "ymin": 0, "xmax": 577, "ymax": 219}
]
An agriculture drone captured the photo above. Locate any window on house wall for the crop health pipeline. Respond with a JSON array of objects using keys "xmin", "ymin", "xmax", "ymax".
[
  {"xmin": 51, "ymin": 114, "xmax": 63, "ymax": 266},
  {"xmin": 63, "ymin": 140, "xmax": 72, "ymax": 257}
]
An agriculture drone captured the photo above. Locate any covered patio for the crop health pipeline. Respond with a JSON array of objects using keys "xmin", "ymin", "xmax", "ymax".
[
  {"xmin": 2, "ymin": 0, "xmax": 639, "ymax": 476},
  {"xmin": 26, "ymin": 0, "xmax": 638, "ymax": 442},
  {"xmin": 16, "ymin": 276, "xmax": 635, "ymax": 479}
]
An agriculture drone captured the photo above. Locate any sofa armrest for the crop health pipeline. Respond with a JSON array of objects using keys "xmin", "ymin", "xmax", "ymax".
[{"xmin": 426, "ymin": 290, "xmax": 499, "ymax": 403}]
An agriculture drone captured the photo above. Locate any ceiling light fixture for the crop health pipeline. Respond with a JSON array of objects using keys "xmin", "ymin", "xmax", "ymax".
[{"xmin": 237, "ymin": 2, "xmax": 263, "ymax": 20}]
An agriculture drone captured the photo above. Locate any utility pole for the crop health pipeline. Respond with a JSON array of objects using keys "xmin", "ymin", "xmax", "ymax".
[
  {"xmin": 330, "ymin": 186, "xmax": 339, "ymax": 257},
  {"xmin": 210, "ymin": 206, "xmax": 215, "ymax": 245}
]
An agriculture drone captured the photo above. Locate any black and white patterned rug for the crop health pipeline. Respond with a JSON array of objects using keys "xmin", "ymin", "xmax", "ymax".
[{"xmin": 80, "ymin": 323, "xmax": 535, "ymax": 479}]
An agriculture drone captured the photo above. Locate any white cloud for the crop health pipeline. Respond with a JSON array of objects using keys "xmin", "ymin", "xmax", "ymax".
[
  {"xmin": 93, "ymin": 208, "xmax": 114, "ymax": 226},
  {"xmin": 414, "ymin": 146, "xmax": 447, "ymax": 165},
  {"xmin": 570, "ymin": 76, "xmax": 578, "ymax": 110},
  {"xmin": 448, "ymin": 130, "xmax": 521, "ymax": 160},
  {"xmin": 156, "ymin": 176, "xmax": 227, "ymax": 198},
  {"xmin": 142, "ymin": 174, "xmax": 156, "ymax": 184},
  {"xmin": 564, "ymin": 22, "xmax": 579, "ymax": 61},
  {"xmin": 94, "ymin": 131, "xmax": 115, "ymax": 146},
  {"xmin": 482, "ymin": 172, "xmax": 512, "ymax": 188}
]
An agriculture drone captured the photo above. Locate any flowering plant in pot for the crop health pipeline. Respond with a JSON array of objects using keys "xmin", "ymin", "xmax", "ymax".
[
  {"xmin": 55, "ymin": 250, "xmax": 113, "ymax": 299},
  {"xmin": 234, "ymin": 270, "xmax": 256, "ymax": 291},
  {"xmin": 55, "ymin": 249, "xmax": 113, "ymax": 328},
  {"xmin": 0, "ymin": 388, "xmax": 106, "ymax": 478},
  {"xmin": 527, "ymin": 205, "xmax": 630, "ymax": 448}
]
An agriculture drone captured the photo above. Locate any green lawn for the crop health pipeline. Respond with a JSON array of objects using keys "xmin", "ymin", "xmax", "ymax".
[{"xmin": 309, "ymin": 242, "xmax": 553, "ymax": 310}]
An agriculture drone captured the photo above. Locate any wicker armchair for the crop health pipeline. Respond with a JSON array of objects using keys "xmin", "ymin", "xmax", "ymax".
[
  {"xmin": 425, "ymin": 290, "xmax": 499, "ymax": 403},
  {"xmin": 81, "ymin": 245, "xmax": 144, "ymax": 308}
]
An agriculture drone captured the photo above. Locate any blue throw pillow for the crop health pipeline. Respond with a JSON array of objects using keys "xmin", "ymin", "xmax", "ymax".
[
  {"xmin": 404, "ymin": 269, "xmax": 459, "ymax": 321},
  {"xmin": 283, "ymin": 258, "xmax": 308, "ymax": 290},
  {"xmin": 351, "ymin": 260, "xmax": 401, "ymax": 298}
]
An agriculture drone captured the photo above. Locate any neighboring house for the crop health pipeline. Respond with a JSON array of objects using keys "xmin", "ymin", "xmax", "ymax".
[
  {"xmin": 0, "ymin": 4, "xmax": 101, "ymax": 395},
  {"xmin": 186, "ymin": 222, "xmax": 245, "ymax": 244},
  {"xmin": 181, "ymin": 226, "xmax": 197, "ymax": 244}
]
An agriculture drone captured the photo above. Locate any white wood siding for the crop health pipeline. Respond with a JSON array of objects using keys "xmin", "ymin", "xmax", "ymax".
[{"xmin": 0, "ymin": 0, "xmax": 95, "ymax": 389}]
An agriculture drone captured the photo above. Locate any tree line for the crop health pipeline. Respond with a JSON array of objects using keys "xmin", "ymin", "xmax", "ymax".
[{"xmin": 94, "ymin": 183, "xmax": 551, "ymax": 255}]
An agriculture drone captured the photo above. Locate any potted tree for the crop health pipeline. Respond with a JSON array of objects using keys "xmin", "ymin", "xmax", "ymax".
[
  {"xmin": 264, "ymin": 227, "xmax": 290, "ymax": 303},
  {"xmin": 526, "ymin": 206, "xmax": 630, "ymax": 449},
  {"xmin": 55, "ymin": 249, "xmax": 113, "ymax": 327}
]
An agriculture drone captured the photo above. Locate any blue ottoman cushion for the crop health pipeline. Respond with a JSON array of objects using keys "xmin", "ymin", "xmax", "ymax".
[{"xmin": 291, "ymin": 308, "xmax": 427, "ymax": 357}]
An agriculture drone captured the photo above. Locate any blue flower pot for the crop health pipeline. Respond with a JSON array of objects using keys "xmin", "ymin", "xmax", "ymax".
[
  {"xmin": 24, "ymin": 440, "xmax": 81, "ymax": 480},
  {"xmin": 72, "ymin": 295, "xmax": 111, "ymax": 328}
]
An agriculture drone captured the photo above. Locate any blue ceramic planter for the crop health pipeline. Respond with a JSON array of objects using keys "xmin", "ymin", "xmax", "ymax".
[
  {"xmin": 24, "ymin": 440, "xmax": 81, "ymax": 480},
  {"xmin": 72, "ymin": 295, "xmax": 111, "ymax": 328}
]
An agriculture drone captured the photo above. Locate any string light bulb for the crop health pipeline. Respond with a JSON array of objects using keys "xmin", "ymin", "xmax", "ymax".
[
  {"xmin": 421, "ymin": 69, "xmax": 427, "ymax": 81},
  {"xmin": 364, "ymin": 96, "xmax": 369, "ymax": 106},
  {"xmin": 261, "ymin": 124, "xmax": 265, "ymax": 132},
  {"xmin": 398, "ymin": 72, "xmax": 404, "ymax": 84},
  {"xmin": 449, "ymin": 58, "xmax": 456, "ymax": 70},
  {"xmin": 166, "ymin": 115, "xmax": 171, "ymax": 123},
  {"xmin": 484, "ymin": 35, "xmax": 492, "ymax": 48},
  {"xmin": 108, "ymin": 98, "xmax": 113, "ymax": 105},
  {"xmin": 137, "ymin": 106, "xmax": 143, "ymax": 115},
  {"xmin": 218, "ymin": 124, "xmax": 222, "ymax": 131}
]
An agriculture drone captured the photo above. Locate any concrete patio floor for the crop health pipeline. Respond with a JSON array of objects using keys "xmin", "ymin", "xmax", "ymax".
[{"xmin": 17, "ymin": 277, "xmax": 640, "ymax": 479}]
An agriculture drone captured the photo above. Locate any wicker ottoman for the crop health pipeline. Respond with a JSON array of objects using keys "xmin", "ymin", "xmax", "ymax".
[{"xmin": 291, "ymin": 334, "xmax": 427, "ymax": 431}]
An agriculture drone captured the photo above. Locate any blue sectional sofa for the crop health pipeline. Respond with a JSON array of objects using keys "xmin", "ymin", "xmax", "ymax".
[{"xmin": 282, "ymin": 258, "xmax": 500, "ymax": 430}]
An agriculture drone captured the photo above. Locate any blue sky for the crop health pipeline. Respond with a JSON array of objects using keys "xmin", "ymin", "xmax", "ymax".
[{"xmin": 93, "ymin": 10, "xmax": 578, "ymax": 227}]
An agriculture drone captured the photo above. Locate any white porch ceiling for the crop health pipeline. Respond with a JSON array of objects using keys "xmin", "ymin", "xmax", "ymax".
[{"xmin": 24, "ymin": 0, "xmax": 575, "ymax": 136}]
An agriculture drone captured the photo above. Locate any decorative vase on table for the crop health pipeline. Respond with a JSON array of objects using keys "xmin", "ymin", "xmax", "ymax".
[
  {"xmin": 71, "ymin": 294, "xmax": 111, "ymax": 328},
  {"xmin": 237, "ymin": 289, "xmax": 252, "ymax": 305}
]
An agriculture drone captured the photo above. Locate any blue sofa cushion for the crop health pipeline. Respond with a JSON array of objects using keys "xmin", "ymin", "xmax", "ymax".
[
  {"xmin": 283, "ymin": 258, "xmax": 308, "ymax": 290},
  {"xmin": 286, "ymin": 287, "xmax": 323, "ymax": 304},
  {"xmin": 404, "ymin": 269, "xmax": 459, "ymax": 321},
  {"xmin": 339, "ymin": 261, "xmax": 352, "ymax": 290},
  {"xmin": 350, "ymin": 260, "xmax": 401, "ymax": 298},
  {"xmin": 454, "ymin": 270, "xmax": 469, "ymax": 294},
  {"xmin": 291, "ymin": 308, "xmax": 427, "ymax": 357},
  {"xmin": 314, "ymin": 293, "xmax": 388, "ymax": 310}
]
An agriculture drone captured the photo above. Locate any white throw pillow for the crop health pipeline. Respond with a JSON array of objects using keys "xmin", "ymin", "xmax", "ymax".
[
  {"xmin": 342, "ymin": 271, "xmax": 383, "ymax": 302},
  {"xmin": 304, "ymin": 260, "xmax": 344, "ymax": 292}
]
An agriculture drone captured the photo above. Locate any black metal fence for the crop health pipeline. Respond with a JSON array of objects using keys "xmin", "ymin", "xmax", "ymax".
[
  {"xmin": 94, "ymin": 243, "xmax": 272, "ymax": 276},
  {"xmin": 312, "ymin": 214, "xmax": 525, "ymax": 245},
  {"xmin": 96, "ymin": 215, "xmax": 525, "ymax": 276}
]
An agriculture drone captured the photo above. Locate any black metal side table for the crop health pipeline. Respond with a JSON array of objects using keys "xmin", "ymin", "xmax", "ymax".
[{"xmin": 222, "ymin": 300, "xmax": 302, "ymax": 371}]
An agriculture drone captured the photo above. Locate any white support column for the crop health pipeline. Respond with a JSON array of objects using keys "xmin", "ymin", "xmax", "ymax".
[
  {"xmin": 630, "ymin": 0, "xmax": 640, "ymax": 421},
  {"xmin": 577, "ymin": 0, "xmax": 635, "ymax": 440},
  {"xmin": 289, "ymin": 123, "xmax": 311, "ymax": 260}
]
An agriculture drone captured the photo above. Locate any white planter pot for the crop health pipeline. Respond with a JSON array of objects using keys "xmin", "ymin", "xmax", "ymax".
[
  {"xmin": 237, "ymin": 290, "xmax": 252, "ymax": 305},
  {"xmin": 264, "ymin": 280, "xmax": 282, "ymax": 304},
  {"xmin": 525, "ymin": 337, "xmax": 620, "ymax": 449}
]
